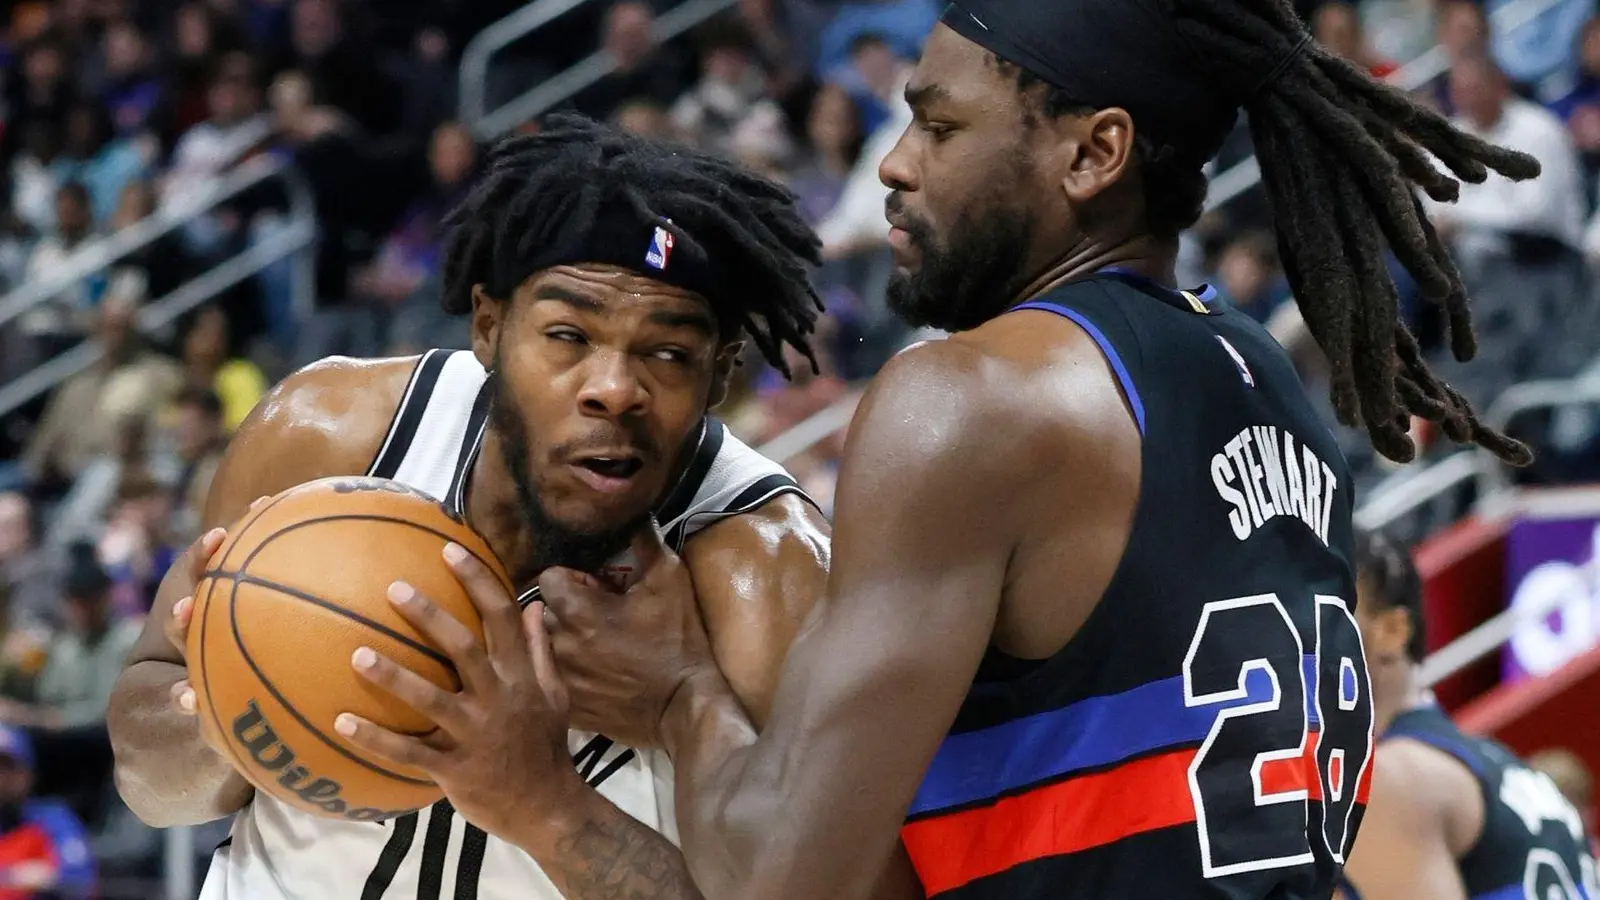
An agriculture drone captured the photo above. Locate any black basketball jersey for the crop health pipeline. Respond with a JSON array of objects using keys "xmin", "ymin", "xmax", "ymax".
[
  {"xmin": 900, "ymin": 271, "xmax": 1375, "ymax": 899},
  {"xmin": 1373, "ymin": 704, "xmax": 1599, "ymax": 900}
]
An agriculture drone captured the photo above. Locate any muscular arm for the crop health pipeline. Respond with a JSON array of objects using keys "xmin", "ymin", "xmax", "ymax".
[
  {"xmin": 1343, "ymin": 739, "xmax": 1477, "ymax": 900},
  {"xmin": 108, "ymin": 356, "xmax": 415, "ymax": 826},
  {"xmin": 517, "ymin": 495, "xmax": 904, "ymax": 900},
  {"xmin": 661, "ymin": 341, "xmax": 1079, "ymax": 900}
]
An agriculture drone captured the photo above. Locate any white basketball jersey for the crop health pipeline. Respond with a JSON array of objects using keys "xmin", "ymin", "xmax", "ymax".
[{"xmin": 201, "ymin": 349, "xmax": 810, "ymax": 899}]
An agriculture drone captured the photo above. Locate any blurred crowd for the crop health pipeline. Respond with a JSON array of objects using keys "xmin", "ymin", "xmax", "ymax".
[{"xmin": 0, "ymin": 0, "xmax": 1596, "ymax": 894}]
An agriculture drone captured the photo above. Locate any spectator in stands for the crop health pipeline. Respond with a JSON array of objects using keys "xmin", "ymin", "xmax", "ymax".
[
  {"xmin": 352, "ymin": 121, "xmax": 477, "ymax": 325},
  {"xmin": 1528, "ymin": 747, "xmax": 1597, "ymax": 837},
  {"xmin": 179, "ymin": 304, "xmax": 266, "ymax": 434},
  {"xmin": 98, "ymin": 19, "xmax": 164, "ymax": 138},
  {"xmin": 287, "ymin": 0, "xmax": 402, "ymax": 138},
  {"xmin": 611, "ymin": 98, "xmax": 677, "ymax": 139},
  {"xmin": 815, "ymin": 35, "xmax": 911, "ymax": 262},
  {"xmin": 163, "ymin": 52, "xmax": 269, "ymax": 259},
  {"xmin": 1312, "ymin": 0, "xmax": 1398, "ymax": 78},
  {"xmin": 21, "ymin": 182, "xmax": 103, "ymax": 349},
  {"xmin": 21, "ymin": 295, "xmax": 183, "ymax": 491},
  {"xmin": 2, "ymin": 36, "xmax": 76, "ymax": 165},
  {"xmin": 0, "ymin": 726, "xmax": 95, "ymax": 900},
  {"xmin": 1428, "ymin": 53, "xmax": 1586, "ymax": 273},
  {"xmin": 1214, "ymin": 229, "xmax": 1290, "ymax": 324},
  {"xmin": 579, "ymin": 1, "xmax": 688, "ymax": 121},
  {"xmin": 671, "ymin": 25, "xmax": 790, "ymax": 162},
  {"xmin": 814, "ymin": 0, "xmax": 938, "ymax": 91},
  {"xmin": 1427, "ymin": 0, "xmax": 1493, "ymax": 113},
  {"xmin": 1490, "ymin": 0, "xmax": 1595, "ymax": 101},
  {"xmin": 0, "ymin": 543, "xmax": 140, "ymax": 734},
  {"xmin": 105, "ymin": 179, "xmax": 191, "ymax": 310},
  {"xmin": 55, "ymin": 102, "xmax": 148, "ymax": 227},
  {"xmin": 0, "ymin": 493, "xmax": 62, "ymax": 632},
  {"xmin": 98, "ymin": 472, "xmax": 176, "ymax": 616},
  {"xmin": 840, "ymin": 33, "xmax": 904, "ymax": 139},
  {"xmin": 1550, "ymin": 17, "xmax": 1600, "ymax": 188},
  {"xmin": 391, "ymin": 26, "xmax": 458, "ymax": 140},
  {"xmin": 789, "ymin": 82, "xmax": 863, "ymax": 225},
  {"xmin": 1426, "ymin": 53, "xmax": 1588, "ymax": 397},
  {"xmin": 167, "ymin": 387, "xmax": 225, "ymax": 545},
  {"xmin": 168, "ymin": 2, "xmax": 245, "ymax": 140},
  {"xmin": 8, "ymin": 123, "xmax": 64, "ymax": 238}
]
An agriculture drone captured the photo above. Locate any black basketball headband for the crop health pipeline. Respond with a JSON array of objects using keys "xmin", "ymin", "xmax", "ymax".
[
  {"xmin": 940, "ymin": 0, "xmax": 1312, "ymax": 163},
  {"xmin": 483, "ymin": 198, "xmax": 727, "ymax": 309}
]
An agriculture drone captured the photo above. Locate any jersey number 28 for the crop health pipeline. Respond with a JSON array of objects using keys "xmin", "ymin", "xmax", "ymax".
[{"xmin": 1183, "ymin": 593, "xmax": 1375, "ymax": 878}]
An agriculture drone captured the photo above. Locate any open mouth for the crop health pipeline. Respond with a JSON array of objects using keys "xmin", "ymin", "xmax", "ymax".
[{"xmin": 570, "ymin": 455, "xmax": 644, "ymax": 494}]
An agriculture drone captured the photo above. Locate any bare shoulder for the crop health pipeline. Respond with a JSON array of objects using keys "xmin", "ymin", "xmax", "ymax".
[
  {"xmin": 202, "ymin": 355, "xmax": 425, "ymax": 529},
  {"xmin": 681, "ymin": 493, "xmax": 830, "ymax": 577},
  {"xmin": 1379, "ymin": 736, "xmax": 1485, "ymax": 850}
]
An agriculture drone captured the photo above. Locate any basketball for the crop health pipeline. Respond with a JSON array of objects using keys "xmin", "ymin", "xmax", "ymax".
[{"xmin": 186, "ymin": 476, "xmax": 512, "ymax": 823}]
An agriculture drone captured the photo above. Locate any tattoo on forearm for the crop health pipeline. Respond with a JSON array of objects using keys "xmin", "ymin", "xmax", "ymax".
[{"xmin": 548, "ymin": 816, "xmax": 705, "ymax": 900}]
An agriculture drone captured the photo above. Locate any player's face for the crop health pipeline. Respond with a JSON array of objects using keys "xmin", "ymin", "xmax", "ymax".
[{"xmin": 474, "ymin": 264, "xmax": 732, "ymax": 572}]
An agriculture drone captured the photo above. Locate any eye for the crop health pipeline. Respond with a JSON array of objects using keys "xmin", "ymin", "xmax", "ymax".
[
  {"xmin": 649, "ymin": 347, "xmax": 691, "ymax": 364},
  {"xmin": 546, "ymin": 328, "xmax": 587, "ymax": 345},
  {"xmin": 920, "ymin": 121, "xmax": 956, "ymax": 141}
]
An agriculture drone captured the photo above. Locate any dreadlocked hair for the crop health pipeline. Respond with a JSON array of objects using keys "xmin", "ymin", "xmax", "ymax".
[
  {"xmin": 439, "ymin": 113, "xmax": 825, "ymax": 377},
  {"xmin": 1166, "ymin": 0, "xmax": 1538, "ymax": 465}
]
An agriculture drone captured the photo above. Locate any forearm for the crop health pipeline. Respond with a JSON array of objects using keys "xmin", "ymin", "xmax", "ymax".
[
  {"xmin": 108, "ymin": 660, "xmax": 253, "ymax": 826},
  {"xmin": 511, "ymin": 769, "xmax": 705, "ymax": 900},
  {"xmin": 660, "ymin": 669, "xmax": 784, "ymax": 900}
]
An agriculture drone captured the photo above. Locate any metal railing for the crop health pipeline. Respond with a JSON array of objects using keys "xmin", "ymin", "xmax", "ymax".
[
  {"xmin": 0, "ymin": 155, "xmax": 317, "ymax": 419},
  {"xmin": 460, "ymin": 0, "xmax": 739, "ymax": 140},
  {"xmin": 1204, "ymin": 0, "xmax": 1572, "ymax": 213}
]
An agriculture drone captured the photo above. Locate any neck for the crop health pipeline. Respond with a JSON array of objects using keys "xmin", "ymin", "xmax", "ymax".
[
  {"xmin": 1371, "ymin": 660, "xmax": 1428, "ymax": 735},
  {"xmin": 1015, "ymin": 231, "xmax": 1180, "ymax": 305},
  {"xmin": 463, "ymin": 427, "xmax": 540, "ymax": 587}
]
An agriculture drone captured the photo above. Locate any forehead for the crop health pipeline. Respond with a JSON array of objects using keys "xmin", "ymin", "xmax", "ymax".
[
  {"xmin": 907, "ymin": 24, "xmax": 1020, "ymax": 110},
  {"xmin": 515, "ymin": 264, "xmax": 716, "ymax": 323}
]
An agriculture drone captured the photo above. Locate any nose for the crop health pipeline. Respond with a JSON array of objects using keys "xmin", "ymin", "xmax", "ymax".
[
  {"xmin": 878, "ymin": 125, "xmax": 918, "ymax": 193},
  {"xmin": 576, "ymin": 348, "xmax": 650, "ymax": 419}
]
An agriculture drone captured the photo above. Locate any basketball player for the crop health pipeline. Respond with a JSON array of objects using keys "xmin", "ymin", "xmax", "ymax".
[
  {"xmin": 455, "ymin": 1, "xmax": 1545, "ymax": 899},
  {"xmin": 105, "ymin": 116, "xmax": 862, "ymax": 900},
  {"xmin": 1338, "ymin": 529, "xmax": 1599, "ymax": 900}
]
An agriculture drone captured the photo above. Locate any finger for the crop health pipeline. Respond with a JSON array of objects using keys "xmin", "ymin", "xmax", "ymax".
[
  {"xmin": 187, "ymin": 527, "xmax": 227, "ymax": 580},
  {"xmin": 248, "ymin": 495, "xmax": 271, "ymax": 511},
  {"xmin": 441, "ymin": 543, "xmax": 523, "ymax": 670},
  {"xmin": 351, "ymin": 646, "xmax": 471, "ymax": 733},
  {"xmin": 166, "ymin": 595, "xmax": 194, "ymax": 647},
  {"xmin": 522, "ymin": 602, "xmax": 567, "ymax": 711},
  {"xmin": 170, "ymin": 678, "xmax": 197, "ymax": 716},
  {"xmin": 333, "ymin": 713, "xmax": 443, "ymax": 771},
  {"xmin": 386, "ymin": 582, "xmax": 492, "ymax": 693}
]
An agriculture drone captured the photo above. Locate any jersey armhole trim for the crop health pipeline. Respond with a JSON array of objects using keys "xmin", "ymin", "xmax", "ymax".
[
  {"xmin": 663, "ymin": 474, "xmax": 813, "ymax": 551},
  {"xmin": 1012, "ymin": 301, "xmax": 1146, "ymax": 435},
  {"xmin": 367, "ymin": 349, "xmax": 451, "ymax": 478}
]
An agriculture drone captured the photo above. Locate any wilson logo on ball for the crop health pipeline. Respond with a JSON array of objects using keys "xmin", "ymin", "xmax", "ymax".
[{"xmin": 232, "ymin": 701, "xmax": 412, "ymax": 823}]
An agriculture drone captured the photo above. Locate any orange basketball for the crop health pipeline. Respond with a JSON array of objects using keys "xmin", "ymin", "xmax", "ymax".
[{"xmin": 186, "ymin": 476, "xmax": 511, "ymax": 822}]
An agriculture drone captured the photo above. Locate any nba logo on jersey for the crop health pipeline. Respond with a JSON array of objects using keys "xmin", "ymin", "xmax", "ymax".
[
  {"xmin": 1215, "ymin": 335, "xmax": 1255, "ymax": 388},
  {"xmin": 645, "ymin": 225, "xmax": 674, "ymax": 270}
]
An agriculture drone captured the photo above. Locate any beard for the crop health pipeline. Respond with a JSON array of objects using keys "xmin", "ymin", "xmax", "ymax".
[
  {"xmin": 483, "ymin": 364, "xmax": 647, "ymax": 584},
  {"xmin": 885, "ymin": 197, "xmax": 1034, "ymax": 334}
]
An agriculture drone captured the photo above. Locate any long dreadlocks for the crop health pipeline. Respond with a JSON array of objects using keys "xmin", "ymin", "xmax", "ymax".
[{"xmin": 439, "ymin": 114, "xmax": 825, "ymax": 377}]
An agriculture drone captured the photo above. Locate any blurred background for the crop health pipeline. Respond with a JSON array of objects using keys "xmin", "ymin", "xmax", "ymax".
[{"xmin": 0, "ymin": 0, "xmax": 1598, "ymax": 895}]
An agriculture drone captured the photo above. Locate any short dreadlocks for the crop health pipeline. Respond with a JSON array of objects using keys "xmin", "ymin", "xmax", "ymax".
[{"xmin": 440, "ymin": 114, "xmax": 824, "ymax": 376}]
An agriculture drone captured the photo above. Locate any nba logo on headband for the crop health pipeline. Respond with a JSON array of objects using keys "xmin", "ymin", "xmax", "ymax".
[{"xmin": 645, "ymin": 224, "xmax": 674, "ymax": 270}]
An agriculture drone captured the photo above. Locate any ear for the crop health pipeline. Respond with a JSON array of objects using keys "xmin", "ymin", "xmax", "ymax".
[
  {"xmin": 1057, "ymin": 106, "xmax": 1136, "ymax": 208},
  {"xmin": 470, "ymin": 284, "xmax": 505, "ymax": 371},
  {"xmin": 707, "ymin": 340, "xmax": 744, "ymax": 409}
]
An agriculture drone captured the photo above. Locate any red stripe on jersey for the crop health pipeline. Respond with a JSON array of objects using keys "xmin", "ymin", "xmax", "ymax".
[
  {"xmin": 902, "ymin": 729, "xmax": 1364, "ymax": 897},
  {"xmin": 901, "ymin": 748, "xmax": 1200, "ymax": 897}
]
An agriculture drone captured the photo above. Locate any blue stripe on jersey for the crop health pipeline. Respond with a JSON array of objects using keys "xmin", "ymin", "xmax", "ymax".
[
  {"xmin": 1011, "ymin": 301, "xmax": 1146, "ymax": 435},
  {"xmin": 909, "ymin": 655, "xmax": 1319, "ymax": 817}
]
